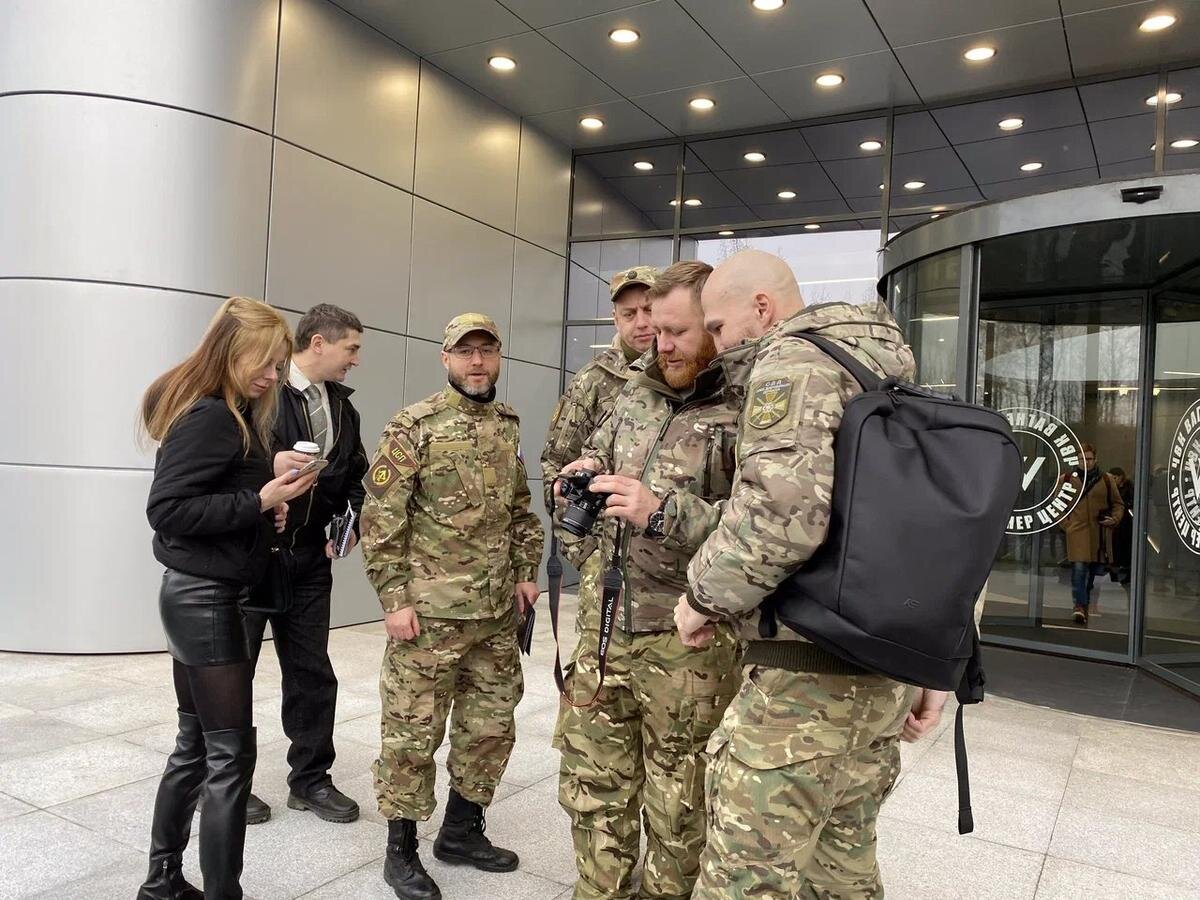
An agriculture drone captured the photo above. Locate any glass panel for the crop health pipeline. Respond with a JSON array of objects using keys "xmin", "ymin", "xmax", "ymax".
[
  {"xmin": 1141, "ymin": 292, "xmax": 1200, "ymax": 689},
  {"xmin": 693, "ymin": 226, "xmax": 881, "ymax": 306},
  {"xmin": 571, "ymin": 145, "xmax": 681, "ymax": 237},
  {"xmin": 891, "ymin": 249, "xmax": 961, "ymax": 395},
  {"xmin": 976, "ymin": 294, "xmax": 1142, "ymax": 657},
  {"xmin": 1166, "ymin": 66, "xmax": 1200, "ymax": 172},
  {"xmin": 564, "ymin": 323, "xmax": 617, "ymax": 375}
]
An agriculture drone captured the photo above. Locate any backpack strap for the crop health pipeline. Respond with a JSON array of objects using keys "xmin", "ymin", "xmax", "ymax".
[
  {"xmin": 789, "ymin": 332, "xmax": 884, "ymax": 392},
  {"xmin": 952, "ymin": 630, "xmax": 986, "ymax": 835}
]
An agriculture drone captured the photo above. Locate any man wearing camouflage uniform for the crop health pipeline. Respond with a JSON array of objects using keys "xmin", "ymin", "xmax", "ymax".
[
  {"xmin": 555, "ymin": 262, "xmax": 746, "ymax": 899},
  {"xmin": 361, "ymin": 313, "xmax": 544, "ymax": 900},
  {"xmin": 541, "ymin": 265, "xmax": 658, "ymax": 635},
  {"xmin": 674, "ymin": 250, "xmax": 948, "ymax": 899}
]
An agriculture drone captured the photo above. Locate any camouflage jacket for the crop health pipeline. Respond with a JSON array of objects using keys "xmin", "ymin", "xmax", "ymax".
[
  {"xmin": 360, "ymin": 386, "xmax": 544, "ymax": 619},
  {"xmin": 540, "ymin": 343, "xmax": 634, "ymax": 511},
  {"xmin": 687, "ymin": 302, "xmax": 916, "ymax": 645},
  {"xmin": 560, "ymin": 343, "xmax": 755, "ymax": 633}
]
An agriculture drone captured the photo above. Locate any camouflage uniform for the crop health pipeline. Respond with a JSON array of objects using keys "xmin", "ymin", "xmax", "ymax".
[
  {"xmin": 361, "ymin": 314, "xmax": 543, "ymax": 823},
  {"xmin": 554, "ymin": 344, "xmax": 752, "ymax": 899},
  {"xmin": 541, "ymin": 266, "xmax": 658, "ymax": 636},
  {"xmin": 686, "ymin": 302, "xmax": 919, "ymax": 899}
]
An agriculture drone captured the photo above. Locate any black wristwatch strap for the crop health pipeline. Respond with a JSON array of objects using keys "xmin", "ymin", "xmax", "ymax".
[{"xmin": 644, "ymin": 494, "xmax": 670, "ymax": 539}]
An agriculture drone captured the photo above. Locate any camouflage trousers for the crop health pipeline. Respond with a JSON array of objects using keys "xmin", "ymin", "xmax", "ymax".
[
  {"xmin": 555, "ymin": 625, "xmax": 740, "ymax": 899},
  {"xmin": 373, "ymin": 610, "xmax": 523, "ymax": 821},
  {"xmin": 692, "ymin": 665, "xmax": 914, "ymax": 900}
]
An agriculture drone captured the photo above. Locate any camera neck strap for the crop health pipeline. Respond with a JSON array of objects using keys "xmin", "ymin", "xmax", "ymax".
[{"xmin": 548, "ymin": 524, "xmax": 623, "ymax": 709}]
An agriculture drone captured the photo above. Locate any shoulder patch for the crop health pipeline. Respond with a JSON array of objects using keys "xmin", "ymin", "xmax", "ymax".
[
  {"xmin": 746, "ymin": 377, "xmax": 793, "ymax": 429},
  {"xmin": 366, "ymin": 455, "xmax": 401, "ymax": 499}
]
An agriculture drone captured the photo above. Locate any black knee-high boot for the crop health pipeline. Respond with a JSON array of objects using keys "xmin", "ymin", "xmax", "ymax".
[
  {"xmin": 137, "ymin": 710, "xmax": 206, "ymax": 900},
  {"xmin": 197, "ymin": 727, "xmax": 256, "ymax": 900}
]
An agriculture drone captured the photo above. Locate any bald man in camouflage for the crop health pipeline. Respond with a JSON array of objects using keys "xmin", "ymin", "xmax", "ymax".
[
  {"xmin": 361, "ymin": 313, "xmax": 544, "ymax": 900},
  {"xmin": 673, "ymin": 251, "xmax": 948, "ymax": 899}
]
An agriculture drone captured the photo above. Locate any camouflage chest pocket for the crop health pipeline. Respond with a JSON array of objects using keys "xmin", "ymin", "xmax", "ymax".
[{"xmin": 422, "ymin": 441, "xmax": 485, "ymax": 518}]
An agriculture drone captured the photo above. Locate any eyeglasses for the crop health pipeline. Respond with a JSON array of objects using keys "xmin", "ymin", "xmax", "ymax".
[{"xmin": 449, "ymin": 345, "xmax": 501, "ymax": 360}]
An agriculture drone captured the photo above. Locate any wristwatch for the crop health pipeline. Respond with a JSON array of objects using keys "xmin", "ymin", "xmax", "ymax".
[{"xmin": 643, "ymin": 494, "xmax": 671, "ymax": 540}]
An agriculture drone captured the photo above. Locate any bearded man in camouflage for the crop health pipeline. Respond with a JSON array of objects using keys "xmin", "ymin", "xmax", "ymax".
[
  {"xmin": 673, "ymin": 250, "xmax": 948, "ymax": 899},
  {"xmin": 361, "ymin": 313, "xmax": 544, "ymax": 900},
  {"xmin": 554, "ymin": 261, "xmax": 747, "ymax": 899}
]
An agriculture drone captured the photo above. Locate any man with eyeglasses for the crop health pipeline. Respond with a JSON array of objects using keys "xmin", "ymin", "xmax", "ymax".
[{"xmin": 361, "ymin": 313, "xmax": 544, "ymax": 900}]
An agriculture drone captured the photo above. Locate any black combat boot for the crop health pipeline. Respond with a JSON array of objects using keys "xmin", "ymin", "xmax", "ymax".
[
  {"xmin": 245, "ymin": 791, "xmax": 271, "ymax": 825},
  {"xmin": 384, "ymin": 819, "xmax": 441, "ymax": 900},
  {"xmin": 137, "ymin": 710, "xmax": 206, "ymax": 899},
  {"xmin": 432, "ymin": 789, "xmax": 518, "ymax": 872},
  {"xmin": 197, "ymin": 727, "xmax": 256, "ymax": 900}
]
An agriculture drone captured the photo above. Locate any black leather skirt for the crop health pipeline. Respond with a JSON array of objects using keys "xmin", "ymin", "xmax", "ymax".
[{"xmin": 159, "ymin": 569, "xmax": 251, "ymax": 666}]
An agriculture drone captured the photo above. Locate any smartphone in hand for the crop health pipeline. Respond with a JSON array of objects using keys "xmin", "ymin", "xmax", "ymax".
[{"xmin": 292, "ymin": 458, "xmax": 329, "ymax": 479}]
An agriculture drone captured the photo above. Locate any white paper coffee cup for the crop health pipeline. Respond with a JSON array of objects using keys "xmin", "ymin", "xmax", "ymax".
[{"xmin": 294, "ymin": 441, "xmax": 321, "ymax": 457}]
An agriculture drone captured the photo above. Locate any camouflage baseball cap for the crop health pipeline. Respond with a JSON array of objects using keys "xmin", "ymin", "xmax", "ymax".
[
  {"xmin": 609, "ymin": 265, "xmax": 659, "ymax": 301},
  {"xmin": 442, "ymin": 312, "xmax": 502, "ymax": 350}
]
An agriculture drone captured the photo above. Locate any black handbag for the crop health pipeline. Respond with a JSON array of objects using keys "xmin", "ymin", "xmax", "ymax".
[{"xmin": 242, "ymin": 544, "xmax": 294, "ymax": 614}]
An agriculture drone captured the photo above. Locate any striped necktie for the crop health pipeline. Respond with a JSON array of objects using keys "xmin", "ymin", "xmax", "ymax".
[{"xmin": 304, "ymin": 384, "xmax": 328, "ymax": 453}]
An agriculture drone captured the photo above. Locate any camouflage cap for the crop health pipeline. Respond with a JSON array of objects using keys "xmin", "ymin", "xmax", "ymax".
[
  {"xmin": 609, "ymin": 265, "xmax": 659, "ymax": 301},
  {"xmin": 442, "ymin": 312, "xmax": 502, "ymax": 351}
]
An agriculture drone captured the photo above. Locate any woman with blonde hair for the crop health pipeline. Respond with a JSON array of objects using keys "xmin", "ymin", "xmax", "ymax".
[{"xmin": 137, "ymin": 297, "xmax": 318, "ymax": 900}]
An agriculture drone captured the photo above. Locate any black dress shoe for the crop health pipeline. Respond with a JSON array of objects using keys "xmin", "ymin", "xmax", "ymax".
[
  {"xmin": 384, "ymin": 819, "xmax": 441, "ymax": 900},
  {"xmin": 246, "ymin": 791, "xmax": 271, "ymax": 825},
  {"xmin": 433, "ymin": 789, "xmax": 518, "ymax": 873},
  {"xmin": 287, "ymin": 783, "xmax": 361, "ymax": 823}
]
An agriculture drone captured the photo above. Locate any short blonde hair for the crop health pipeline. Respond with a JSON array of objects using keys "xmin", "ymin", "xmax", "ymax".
[{"xmin": 646, "ymin": 260, "xmax": 713, "ymax": 306}]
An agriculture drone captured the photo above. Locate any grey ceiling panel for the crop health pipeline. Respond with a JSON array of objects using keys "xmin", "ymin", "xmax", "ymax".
[
  {"xmin": 754, "ymin": 51, "xmax": 920, "ymax": 121},
  {"xmin": 1168, "ymin": 66, "xmax": 1200, "ymax": 111},
  {"xmin": 1100, "ymin": 157, "xmax": 1156, "ymax": 178},
  {"xmin": 525, "ymin": 99, "xmax": 673, "ymax": 148},
  {"xmin": 427, "ymin": 31, "xmax": 620, "ymax": 116},
  {"xmin": 608, "ymin": 173, "xmax": 681, "ymax": 210},
  {"xmin": 1060, "ymin": 0, "xmax": 1143, "ymax": 13},
  {"xmin": 893, "ymin": 112, "xmax": 951, "ymax": 154},
  {"xmin": 1167, "ymin": 105, "xmax": 1200, "ymax": 146},
  {"xmin": 801, "ymin": 117, "xmax": 887, "ymax": 161},
  {"xmin": 882, "ymin": 186, "xmax": 985, "ymax": 210},
  {"xmin": 889, "ymin": 146, "xmax": 977, "ymax": 192},
  {"xmin": 677, "ymin": 0, "xmax": 887, "ymax": 75},
  {"xmin": 679, "ymin": 172, "xmax": 746, "ymax": 209},
  {"xmin": 821, "ymin": 156, "xmax": 888, "ymax": 199},
  {"xmin": 954, "ymin": 125, "xmax": 1097, "ymax": 184},
  {"xmin": 865, "ymin": 0, "xmax": 1060, "ymax": 47},
  {"xmin": 575, "ymin": 145, "xmax": 681, "ymax": 179},
  {"xmin": 932, "ymin": 88, "xmax": 1085, "ymax": 145},
  {"xmin": 847, "ymin": 194, "xmax": 884, "ymax": 214},
  {"xmin": 1065, "ymin": 2, "xmax": 1200, "ymax": 75},
  {"xmin": 500, "ymin": 0, "xmax": 656, "ymax": 28},
  {"xmin": 332, "ymin": 0, "xmax": 528, "ymax": 56},
  {"xmin": 747, "ymin": 198, "xmax": 852, "ymax": 221},
  {"xmin": 717, "ymin": 162, "xmax": 844, "ymax": 206},
  {"xmin": 632, "ymin": 77, "xmax": 789, "ymax": 134},
  {"xmin": 1078, "ymin": 73, "xmax": 1160, "ymax": 121},
  {"xmin": 894, "ymin": 20, "xmax": 1071, "ymax": 103},
  {"xmin": 540, "ymin": 0, "xmax": 742, "ymax": 96},
  {"xmin": 689, "ymin": 129, "xmax": 815, "ymax": 171},
  {"xmin": 680, "ymin": 204, "xmax": 760, "ymax": 228},
  {"xmin": 979, "ymin": 166, "xmax": 1097, "ymax": 200},
  {"xmin": 1088, "ymin": 114, "xmax": 1156, "ymax": 164}
]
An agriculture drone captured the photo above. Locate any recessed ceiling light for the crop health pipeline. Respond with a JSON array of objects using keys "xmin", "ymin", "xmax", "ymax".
[
  {"xmin": 777, "ymin": 190, "xmax": 797, "ymax": 199},
  {"xmin": 1140, "ymin": 13, "xmax": 1177, "ymax": 32},
  {"xmin": 684, "ymin": 197, "xmax": 702, "ymax": 207},
  {"xmin": 903, "ymin": 180, "xmax": 926, "ymax": 190},
  {"xmin": 1020, "ymin": 161, "xmax": 1043, "ymax": 172},
  {"xmin": 488, "ymin": 56, "xmax": 516, "ymax": 71},
  {"xmin": 859, "ymin": 139, "xmax": 883, "ymax": 151},
  {"xmin": 931, "ymin": 205, "xmax": 947, "ymax": 211},
  {"xmin": 804, "ymin": 223, "xmax": 820, "ymax": 230},
  {"xmin": 689, "ymin": 97, "xmax": 716, "ymax": 111},
  {"xmin": 931, "ymin": 214, "xmax": 941, "ymax": 219},
  {"xmin": 751, "ymin": 0, "xmax": 786, "ymax": 10},
  {"xmin": 1172, "ymin": 138, "xmax": 1199, "ymax": 149},
  {"xmin": 579, "ymin": 116, "xmax": 604, "ymax": 129},
  {"xmin": 633, "ymin": 160, "xmax": 654, "ymax": 171},
  {"xmin": 718, "ymin": 229, "xmax": 735, "ymax": 236},
  {"xmin": 609, "ymin": 28, "xmax": 640, "ymax": 44},
  {"xmin": 964, "ymin": 46, "xmax": 996, "ymax": 62},
  {"xmin": 1146, "ymin": 92, "xmax": 1183, "ymax": 106},
  {"xmin": 878, "ymin": 183, "xmax": 886, "ymax": 190},
  {"xmin": 815, "ymin": 73, "xmax": 844, "ymax": 88},
  {"xmin": 743, "ymin": 151, "xmax": 766, "ymax": 162},
  {"xmin": 998, "ymin": 117, "xmax": 1024, "ymax": 131}
]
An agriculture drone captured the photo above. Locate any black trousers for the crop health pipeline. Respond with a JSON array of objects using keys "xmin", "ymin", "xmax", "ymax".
[{"xmin": 244, "ymin": 541, "xmax": 338, "ymax": 794}]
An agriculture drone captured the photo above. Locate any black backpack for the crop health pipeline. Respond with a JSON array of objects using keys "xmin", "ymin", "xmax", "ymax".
[{"xmin": 764, "ymin": 332, "xmax": 1022, "ymax": 835}]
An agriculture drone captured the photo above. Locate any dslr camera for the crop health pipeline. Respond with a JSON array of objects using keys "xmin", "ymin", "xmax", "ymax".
[{"xmin": 557, "ymin": 470, "xmax": 610, "ymax": 537}]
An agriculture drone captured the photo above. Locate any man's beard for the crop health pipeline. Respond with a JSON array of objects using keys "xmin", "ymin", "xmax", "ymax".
[
  {"xmin": 658, "ymin": 333, "xmax": 718, "ymax": 390},
  {"xmin": 449, "ymin": 372, "xmax": 496, "ymax": 397}
]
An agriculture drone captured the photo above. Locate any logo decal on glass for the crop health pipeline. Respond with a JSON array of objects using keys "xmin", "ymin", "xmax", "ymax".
[
  {"xmin": 1168, "ymin": 398, "xmax": 1200, "ymax": 556},
  {"xmin": 1000, "ymin": 408, "xmax": 1085, "ymax": 535}
]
